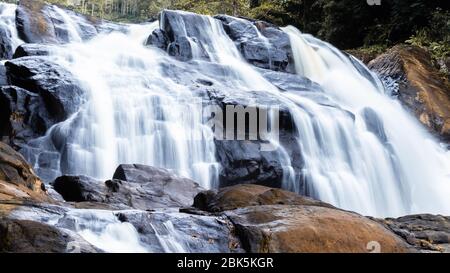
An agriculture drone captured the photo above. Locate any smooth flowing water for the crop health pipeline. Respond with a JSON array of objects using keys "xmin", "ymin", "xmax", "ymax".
[{"xmin": 2, "ymin": 5, "xmax": 450, "ymax": 219}]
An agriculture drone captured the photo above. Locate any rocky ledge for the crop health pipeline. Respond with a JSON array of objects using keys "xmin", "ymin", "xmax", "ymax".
[{"xmin": 1, "ymin": 141, "xmax": 448, "ymax": 253}]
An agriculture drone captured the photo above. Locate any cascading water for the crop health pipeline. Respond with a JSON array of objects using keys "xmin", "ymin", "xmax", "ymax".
[
  {"xmin": 4, "ymin": 6, "xmax": 450, "ymax": 219},
  {"xmin": 0, "ymin": 2, "xmax": 24, "ymax": 60}
]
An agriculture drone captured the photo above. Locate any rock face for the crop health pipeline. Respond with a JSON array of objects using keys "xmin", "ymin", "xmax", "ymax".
[
  {"xmin": 0, "ymin": 141, "xmax": 46, "ymax": 200},
  {"xmin": 147, "ymin": 10, "xmax": 294, "ymax": 73},
  {"xmin": 52, "ymin": 164, "xmax": 204, "ymax": 210},
  {"xmin": 5, "ymin": 57, "xmax": 85, "ymax": 122},
  {"xmin": 0, "ymin": 86, "xmax": 52, "ymax": 148},
  {"xmin": 0, "ymin": 64, "xmax": 7, "ymax": 86},
  {"xmin": 369, "ymin": 45, "xmax": 450, "ymax": 142},
  {"xmin": 215, "ymin": 15, "xmax": 294, "ymax": 73},
  {"xmin": 378, "ymin": 214, "xmax": 450, "ymax": 253}
]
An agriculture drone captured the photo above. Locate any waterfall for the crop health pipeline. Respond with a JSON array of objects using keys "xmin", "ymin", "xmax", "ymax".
[
  {"xmin": 0, "ymin": 2, "xmax": 24, "ymax": 60},
  {"xmin": 283, "ymin": 26, "xmax": 450, "ymax": 216},
  {"xmin": 5, "ymin": 6, "xmax": 450, "ymax": 218}
]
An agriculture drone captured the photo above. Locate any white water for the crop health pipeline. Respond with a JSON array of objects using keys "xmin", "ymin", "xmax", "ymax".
[
  {"xmin": 283, "ymin": 26, "xmax": 450, "ymax": 216},
  {"xmin": 2, "ymin": 6, "xmax": 449, "ymax": 218},
  {"xmin": 0, "ymin": 2, "xmax": 24, "ymax": 59}
]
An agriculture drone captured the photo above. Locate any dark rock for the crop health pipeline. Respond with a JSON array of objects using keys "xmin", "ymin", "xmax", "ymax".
[
  {"xmin": 0, "ymin": 27, "xmax": 13, "ymax": 59},
  {"xmin": 112, "ymin": 164, "xmax": 204, "ymax": 208},
  {"xmin": 52, "ymin": 165, "xmax": 204, "ymax": 210},
  {"xmin": 215, "ymin": 140, "xmax": 285, "ymax": 188},
  {"xmin": 225, "ymin": 204, "xmax": 413, "ymax": 253},
  {"xmin": 369, "ymin": 45, "xmax": 450, "ymax": 143},
  {"xmin": 52, "ymin": 175, "xmax": 105, "ymax": 203},
  {"xmin": 194, "ymin": 184, "xmax": 334, "ymax": 213},
  {"xmin": 146, "ymin": 28, "xmax": 169, "ymax": 51},
  {"xmin": 205, "ymin": 87, "xmax": 303, "ymax": 189},
  {"xmin": 378, "ymin": 214, "xmax": 450, "ymax": 253},
  {"xmin": 0, "ymin": 85, "xmax": 54, "ymax": 147},
  {"xmin": 12, "ymin": 43, "xmax": 53, "ymax": 58},
  {"xmin": 5, "ymin": 57, "xmax": 85, "ymax": 121},
  {"xmin": 215, "ymin": 14, "xmax": 294, "ymax": 73},
  {"xmin": 115, "ymin": 210, "xmax": 244, "ymax": 253},
  {"xmin": 167, "ymin": 36, "xmax": 194, "ymax": 61}
]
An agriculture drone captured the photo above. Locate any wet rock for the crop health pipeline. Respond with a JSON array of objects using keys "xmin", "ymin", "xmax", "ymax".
[
  {"xmin": 215, "ymin": 15, "xmax": 294, "ymax": 73},
  {"xmin": 5, "ymin": 57, "xmax": 85, "ymax": 121},
  {"xmin": 0, "ymin": 141, "xmax": 49, "ymax": 207},
  {"xmin": 52, "ymin": 175, "xmax": 105, "ymax": 203},
  {"xmin": 205, "ymin": 88, "xmax": 302, "ymax": 188},
  {"xmin": 146, "ymin": 28, "xmax": 169, "ymax": 50},
  {"xmin": 12, "ymin": 43, "xmax": 53, "ymax": 58},
  {"xmin": 0, "ymin": 85, "xmax": 53, "ymax": 148},
  {"xmin": 0, "ymin": 218, "xmax": 98, "ymax": 253},
  {"xmin": 258, "ymin": 68, "xmax": 322, "ymax": 93},
  {"xmin": 0, "ymin": 141, "xmax": 45, "ymax": 195},
  {"xmin": 116, "ymin": 210, "xmax": 244, "ymax": 253},
  {"xmin": 112, "ymin": 164, "xmax": 204, "ymax": 208},
  {"xmin": 377, "ymin": 214, "xmax": 450, "ymax": 253},
  {"xmin": 225, "ymin": 204, "xmax": 413, "ymax": 253},
  {"xmin": 52, "ymin": 165, "xmax": 204, "ymax": 210},
  {"xmin": 214, "ymin": 140, "xmax": 285, "ymax": 188},
  {"xmin": 369, "ymin": 45, "xmax": 450, "ymax": 143},
  {"xmin": 0, "ymin": 27, "xmax": 13, "ymax": 59},
  {"xmin": 194, "ymin": 184, "xmax": 334, "ymax": 213},
  {"xmin": 15, "ymin": 0, "xmax": 97, "ymax": 44}
]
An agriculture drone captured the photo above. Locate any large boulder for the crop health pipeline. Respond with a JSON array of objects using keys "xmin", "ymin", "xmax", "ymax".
[
  {"xmin": 378, "ymin": 214, "xmax": 450, "ymax": 253},
  {"xmin": 194, "ymin": 184, "xmax": 334, "ymax": 212},
  {"xmin": 52, "ymin": 165, "xmax": 204, "ymax": 210},
  {"xmin": 369, "ymin": 45, "xmax": 450, "ymax": 142},
  {"xmin": 5, "ymin": 57, "xmax": 85, "ymax": 121},
  {"xmin": 12, "ymin": 43, "xmax": 53, "ymax": 58},
  {"xmin": 225, "ymin": 205, "xmax": 413, "ymax": 253},
  {"xmin": 52, "ymin": 175, "xmax": 105, "ymax": 203},
  {"xmin": 111, "ymin": 164, "xmax": 204, "ymax": 208}
]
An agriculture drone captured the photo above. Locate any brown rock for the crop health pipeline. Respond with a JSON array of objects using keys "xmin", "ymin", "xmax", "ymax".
[
  {"xmin": 226, "ymin": 205, "xmax": 414, "ymax": 253},
  {"xmin": 369, "ymin": 45, "xmax": 450, "ymax": 142},
  {"xmin": 193, "ymin": 184, "xmax": 334, "ymax": 212},
  {"xmin": 0, "ymin": 141, "xmax": 48, "ymax": 204},
  {"xmin": 0, "ymin": 218, "xmax": 99, "ymax": 253}
]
